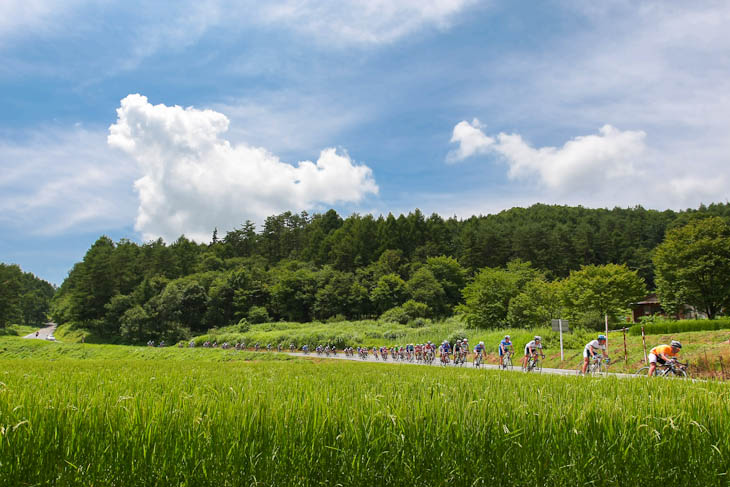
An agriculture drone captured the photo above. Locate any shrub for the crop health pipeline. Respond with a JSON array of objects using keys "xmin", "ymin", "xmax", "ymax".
[
  {"xmin": 408, "ymin": 318, "xmax": 428, "ymax": 328},
  {"xmin": 402, "ymin": 300, "xmax": 428, "ymax": 319},
  {"xmin": 383, "ymin": 330, "xmax": 406, "ymax": 340},
  {"xmin": 628, "ymin": 318, "xmax": 730, "ymax": 336},
  {"xmin": 380, "ymin": 307, "xmax": 410, "ymax": 325},
  {"xmin": 247, "ymin": 306, "xmax": 270, "ymax": 324},
  {"xmin": 381, "ymin": 301, "xmax": 429, "ymax": 325},
  {"xmin": 446, "ymin": 329, "xmax": 468, "ymax": 344},
  {"xmin": 237, "ymin": 319, "xmax": 250, "ymax": 333}
]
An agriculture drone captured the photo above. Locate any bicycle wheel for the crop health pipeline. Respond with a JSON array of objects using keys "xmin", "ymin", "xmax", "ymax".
[
  {"xmin": 634, "ymin": 366, "xmax": 650, "ymax": 377},
  {"xmin": 666, "ymin": 368, "xmax": 688, "ymax": 379},
  {"xmin": 505, "ymin": 357, "xmax": 513, "ymax": 371}
]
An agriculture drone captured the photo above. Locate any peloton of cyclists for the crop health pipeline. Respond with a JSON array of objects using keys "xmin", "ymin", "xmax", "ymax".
[
  {"xmin": 581, "ymin": 334, "xmax": 609, "ymax": 375},
  {"xmin": 648, "ymin": 340, "xmax": 682, "ymax": 376},
  {"xmin": 522, "ymin": 336, "xmax": 544, "ymax": 369}
]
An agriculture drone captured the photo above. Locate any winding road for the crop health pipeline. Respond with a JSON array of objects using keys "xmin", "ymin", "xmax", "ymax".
[{"xmin": 23, "ymin": 323, "xmax": 57, "ymax": 340}]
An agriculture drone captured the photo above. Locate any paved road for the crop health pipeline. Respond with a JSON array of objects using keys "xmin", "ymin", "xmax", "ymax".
[
  {"xmin": 287, "ymin": 351, "xmax": 636, "ymax": 378},
  {"xmin": 23, "ymin": 323, "xmax": 57, "ymax": 341}
]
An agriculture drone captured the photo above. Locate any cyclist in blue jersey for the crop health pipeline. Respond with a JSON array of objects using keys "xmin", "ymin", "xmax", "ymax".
[{"xmin": 473, "ymin": 341, "xmax": 485, "ymax": 361}]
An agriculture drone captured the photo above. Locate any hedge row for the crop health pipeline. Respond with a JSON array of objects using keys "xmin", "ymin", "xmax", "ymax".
[{"xmin": 628, "ymin": 318, "xmax": 730, "ymax": 336}]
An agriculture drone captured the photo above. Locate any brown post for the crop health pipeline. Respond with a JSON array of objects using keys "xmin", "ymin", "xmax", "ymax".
[
  {"xmin": 641, "ymin": 326, "xmax": 648, "ymax": 363},
  {"xmin": 623, "ymin": 327, "xmax": 628, "ymax": 364}
]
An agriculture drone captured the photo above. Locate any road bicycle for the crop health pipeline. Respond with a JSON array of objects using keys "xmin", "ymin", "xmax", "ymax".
[
  {"xmin": 500, "ymin": 351, "xmax": 514, "ymax": 370},
  {"xmin": 635, "ymin": 360, "xmax": 688, "ymax": 378},
  {"xmin": 440, "ymin": 351, "xmax": 450, "ymax": 366},
  {"xmin": 579, "ymin": 356, "xmax": 610, "ymax": 376},
  {"xmin": 473, "ymin": 353, "xmax": 483, "ymax": 368},
  {"xmin": 523, "ymin": 354, "xmax": 543, "ymax": 373}
]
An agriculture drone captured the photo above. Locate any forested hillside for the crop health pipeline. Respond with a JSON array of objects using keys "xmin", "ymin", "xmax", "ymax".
[
  {"xmin": 50, "ymin": 203, "xmax": 730, "ymax": 343},
  {"xmin": 0, "ymin": 263, "xmax": 55, "ymax": 328}
]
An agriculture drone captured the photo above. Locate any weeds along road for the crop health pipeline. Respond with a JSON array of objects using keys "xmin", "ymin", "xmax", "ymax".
[{"xmin": 287, "ymin": 352, "xmax": 637, "ymax": 379}]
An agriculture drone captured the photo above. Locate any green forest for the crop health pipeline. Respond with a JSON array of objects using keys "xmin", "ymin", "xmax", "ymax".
[
  {"xmin": 0, "ymin": 263, "xmax": 55, "ymax": 328},
  {"xmin": 5, "ymin": 202, "xmax": 730, "ymax": 342}
]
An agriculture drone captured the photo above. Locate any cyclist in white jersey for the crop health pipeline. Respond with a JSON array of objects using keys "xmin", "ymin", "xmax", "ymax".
[
  {"xmin": 581, "ymin": 335, "xmax": 608, "ymax": 375},
  {"xmin": 522, "ymin": 336, "xmax": 544, "ymax": 369}
]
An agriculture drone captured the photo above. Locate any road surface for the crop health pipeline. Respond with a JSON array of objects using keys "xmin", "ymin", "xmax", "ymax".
[
  {"xmin": 286, "ymin": 351, "xmax": 635, "ymax": 378},
  {"xmin": 23, "ymin": 323, "xmax": 57, "ymax": 341}
]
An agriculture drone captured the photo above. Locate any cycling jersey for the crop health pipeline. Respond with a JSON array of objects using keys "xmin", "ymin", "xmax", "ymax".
[
  {"xmin": 650, "ymin": 344, "xmax": 678, "ymax": 358},
  {"xmin": 524, "ymin": 340, "xmax": 542, "ymax": 355},
  {"xmin": 474, "ymin": 344, "xmax": 484, "ymax": 353},
  {"xmin": 499, "ymin": 339, "xmax": 512, "ymax": 355},
  {"xmin": 583, "ymin": 339, "xmax": 606, "ymax": 358}
]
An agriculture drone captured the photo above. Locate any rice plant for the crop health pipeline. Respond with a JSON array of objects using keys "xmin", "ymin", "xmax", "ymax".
[{"xmin": 1, "ymin": 359, "xmax": 728, "ymax": 486}]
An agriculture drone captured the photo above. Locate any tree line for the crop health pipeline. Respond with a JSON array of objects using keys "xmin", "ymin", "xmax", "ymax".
[
  {"xmin": 0, "ymin": 264, "xmax": 55, "ymax": 328},
  {"xmin": 48, "ymin": 203, "xmax": 730, "ymax": 343}
]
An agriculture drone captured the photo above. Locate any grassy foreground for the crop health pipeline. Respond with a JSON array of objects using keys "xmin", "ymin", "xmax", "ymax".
[{"xmin": 1, "ymin": 358, "xmax": 729, "ymax": 486}]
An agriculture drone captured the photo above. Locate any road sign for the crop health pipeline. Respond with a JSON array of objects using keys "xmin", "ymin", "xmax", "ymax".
[
  {"xmin": 551, "ymin": 319, "xmax": 569, "ymax": 361},
  {"xmin": 551, "ymin": 319, "xmax": 570, "ymax": 333}
]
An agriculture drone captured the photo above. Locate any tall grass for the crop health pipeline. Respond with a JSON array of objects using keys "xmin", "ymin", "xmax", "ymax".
[{"xmin": 1, "ymin": 359, "xmax": 729, "ymax": 486}]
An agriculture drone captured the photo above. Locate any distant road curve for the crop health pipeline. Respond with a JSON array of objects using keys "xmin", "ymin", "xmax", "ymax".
[
  {"xmin": 286, "ymin": 352, "xmax": 636, "ymax": 378},
  {"xmin": 23, "ymin": 323, "xmax": 57, "ymax": 341}
]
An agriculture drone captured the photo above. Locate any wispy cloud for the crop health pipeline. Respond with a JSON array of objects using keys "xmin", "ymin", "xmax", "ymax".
[
  {"xmin": 0, "ymin": 127, "xmax": 138, "ymax": 235},
  {"xmin": 257, "ymin": 0, "xmax": 479, "ymax": 45}
]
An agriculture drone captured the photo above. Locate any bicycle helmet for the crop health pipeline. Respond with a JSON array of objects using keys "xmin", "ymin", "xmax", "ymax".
[
  {"xmin": 598, "ymin": 334, "xmax": 606, "ymax": 341},
  {"xmin": 534, "ymin": 336, "xmax": 542, "ymax": 341},
  {"xmin": 670, "ymin": 340, "xmax": 682, "ymax": 349},
  {"xmin": 479, "ymin": 341, "xmax": 484, "ymax": 346},
  {"xmin": 504, "ymin": 335, "xmax": 510, "ymax": 339}
]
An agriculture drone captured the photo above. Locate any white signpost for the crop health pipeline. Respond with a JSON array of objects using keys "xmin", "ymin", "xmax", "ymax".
[{"xmin": 551, "ymin": 319, "xmax": 570, "ymax": 361}]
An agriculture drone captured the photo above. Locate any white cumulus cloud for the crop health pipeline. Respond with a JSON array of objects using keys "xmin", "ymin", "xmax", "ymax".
[
  {"xmin": 495, "ymin": 124, "xmax": 646, "ymax": 190},
  {"xmin": 448, "ymin": 120, "xmax": 647, "ymax": 192},
  {"xmin": 446, "ymin": 118, "xmax": 494, "ymax": 163},
  {"xmin": 108, "ymin": 94, "xmax": 379, "ymax": 242}
]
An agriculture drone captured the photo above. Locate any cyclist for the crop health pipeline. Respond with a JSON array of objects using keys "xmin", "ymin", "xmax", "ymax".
[
  {"xmin": 453, "ymin": 340, "xmax": 462, "ymax": 362},
  {"xmin": 461, "ymin": 338, "xmax": 470, "ymax": 363},
  {"xmin": 440, "ymin": 340, "xmax": 451, "ymax": 362},
  {"xmin": 522, "ymin": 336, "xmax": 544, "ymax": 369},
  {"xmin": 648, "ymin": 340, "xmax": 682, "ymax": 376},
  {"xmin": 473, "ymin": 341, "xmax": 485, "ymax": 362},
  {"xmin": 499, "ymin": 335, "xmax": 513, "ymax": 365},
  {"xmin": 581, "ymin": 335, "xmax": 609, "ymax": 375}
]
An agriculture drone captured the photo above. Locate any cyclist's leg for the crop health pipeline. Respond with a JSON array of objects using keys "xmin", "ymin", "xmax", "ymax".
[
  {"xmin": 648, "ymin": 353, "xmax": 659, "ymax": 376},
  {"xmin": 581, "ymin": 349, "xmax": 590, "ymax": 375}
]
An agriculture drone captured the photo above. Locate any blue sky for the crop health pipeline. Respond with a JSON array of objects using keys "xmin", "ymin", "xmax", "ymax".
[{"xmin": 1, "ymin": 0, "xmax": 729, "ymax": 285}]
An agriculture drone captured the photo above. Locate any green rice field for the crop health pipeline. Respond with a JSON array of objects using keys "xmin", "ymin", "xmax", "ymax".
[{"xmin": 1, "ymin": 358, "xmax": 729, "ymax": 486}]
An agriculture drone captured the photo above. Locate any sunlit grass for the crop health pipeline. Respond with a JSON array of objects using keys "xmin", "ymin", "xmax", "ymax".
[{"xmin": 1, "ymin": 359, "xmax": 729, "ymax": 486}]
